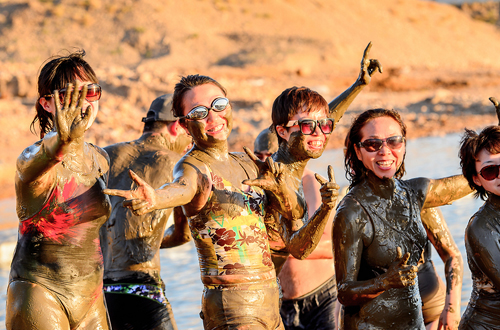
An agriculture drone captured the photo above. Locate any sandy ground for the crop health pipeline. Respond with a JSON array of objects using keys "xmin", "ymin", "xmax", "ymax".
[{"xmin": 1, "ymin": 0, "xmax": 500, "ymax": 199}]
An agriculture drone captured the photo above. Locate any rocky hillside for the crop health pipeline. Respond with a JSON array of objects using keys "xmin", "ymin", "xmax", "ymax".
[{"xmin": 1, "ymin": 0, "xmax": 500, "ymax": 198}]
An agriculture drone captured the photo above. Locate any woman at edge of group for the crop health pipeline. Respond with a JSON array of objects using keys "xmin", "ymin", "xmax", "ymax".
[
  {"xmin": 333, "ymin": 108, "xmax": 469, "ymax": 330},
  {"xmin": 6, "ymin": 51, "xmax": 111, "ymax": 329},
  {"xmin": 104, "ymin": 74, "xmax": 336, "ymax": 329},
  {"xmin": 457, "ymin": 97, "xmax": 500, "ymax": 330}
]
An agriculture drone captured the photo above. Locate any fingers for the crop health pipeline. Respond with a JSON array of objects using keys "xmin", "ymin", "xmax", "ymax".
[
  {"xmin": 327, "ymin": 165, "xmax": 336, "ymax": 183},
  {"xmin": 395, "ymin": 246, "xmax": 403, "ymax": 260},
  {"xmin": 490, "ymin": 96, "xmax": 499, "ymax": 108},
  {"xmin": 243, "ymin": 146, "xmax": 260, "ymax": 165},
  {"xmin": 123, "ymin": 199, "xmax": 151, "ymax": 216},
  {"xmin": 315, "ymin": 173, "xmax": 328, "ymax": 185},
  {"xmin": 369, "ymin": 59, "xmax": 383, "ymax": 74},
  {"xmin": 77, "ymin": 83, "xmax": 88, "ymax": 111},
  {"xmin": 103, "ymin": 188, "xmax": 133, "ymax": 199},
  {"xmin": 361, "ymin": 41, "xmax": 372, "ymax": 63},
  {"xmin": 242, "ymin": 179, "xmax": 265, "ymax": 189},
  {"xmin": 128, "ymin": 169, "xmax": 148, "ymax": 188}
]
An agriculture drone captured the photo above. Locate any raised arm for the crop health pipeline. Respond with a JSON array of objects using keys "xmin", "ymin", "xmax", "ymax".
[
  {"xmin": 160, "ymin": 206, "xmax": 192, "ymax": 248},
  {"xmin": 282, "ymin": 166, "xmax": 339, "ymax": 259},
  {"xmin": 328, "ymin": 42, "xmax": 383, "ymax": 125},
  {"xmin": 104, "ymin": 160, "xmax": 200, "ymax": 215},
  {"xmin": 17, "ymin": 82, "xmax": 93, "ymax": 197},
  {"xmin": 422, "ymin": 175, "xmax": 473, "ymax": 209},
  {"xmin": 420, "ymin": 208, "xmax": 463, "ymax": 330},
  {"xmin": 334, "ymin": 199, "xmax": 418, "ymax": 306}
]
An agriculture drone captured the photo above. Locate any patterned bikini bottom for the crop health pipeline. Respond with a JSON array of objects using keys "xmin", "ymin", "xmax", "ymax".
[{"xmin": 103, "ymin": 283, "xmax": 167, "ymax": 306}]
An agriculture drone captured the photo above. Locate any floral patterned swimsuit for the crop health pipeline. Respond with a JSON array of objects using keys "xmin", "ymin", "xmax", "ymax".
[{"xmin": 188, "ymin": 153, "xmax": 276, "ymax": 290}]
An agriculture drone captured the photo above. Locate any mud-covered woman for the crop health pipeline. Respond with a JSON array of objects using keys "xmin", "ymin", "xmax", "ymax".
[
  {"xmin": 333, "ymin": 109, "xmax": 470, "ymax": 329},
  {"xmin": 6, "ymin": 51, "xmax": 111, "ymax": 329},
  {"xmin": 104, "ymin": 74, "xmax": 330, "ymax": 330},
  {"xmin": 457, "ymin": 97, "xmax": 500, "ymax": 329}
]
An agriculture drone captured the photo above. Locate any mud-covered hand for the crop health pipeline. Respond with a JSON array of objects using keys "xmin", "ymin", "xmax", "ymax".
[
  {"xmin": 378, "ymin": 247, "xmax": 418, "ymax": 290},
  {"xmin": 314, "ymin": 165, "xmax": 340, "ymax": 209},
  {"xmin": 54, "ymin": 81, "xmax": 92, "ymax": 143},
  {"xmin": 358, "ymin": 42, "xmax": 383, "ymax": 85},
  {"xmin": 104, "ymin": 170, "xmax": 158, "ymax": 215},
  {"xmin": 489, "ymin": 97, "xmax": 500, "ymax": 125},
  {"xmin": 242, "ymin": 146, "xmax": 287, "ymax": 194}
]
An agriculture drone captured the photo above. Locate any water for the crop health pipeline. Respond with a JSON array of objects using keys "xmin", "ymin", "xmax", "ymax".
[{"xmin": 0, "ymin": 132, "xmax": 485, "ymax": 329}]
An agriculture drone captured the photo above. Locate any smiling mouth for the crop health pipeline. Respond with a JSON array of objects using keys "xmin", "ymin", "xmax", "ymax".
[
  {"xmin": 308, "ymin": 140, "xmax": 324, "ymax": 148},
  {"xmin": 207, "ymin": 124, "xmax": 224, "ymax": 134},
  {"xmin": 376, "ymin": 160, "xmax": 394, "ymax": 168}
]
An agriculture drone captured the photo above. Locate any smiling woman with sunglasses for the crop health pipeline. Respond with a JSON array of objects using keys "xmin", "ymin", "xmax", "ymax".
[
  {"xmin": 6, "ymin": 50, "xmax": 111, "ymax": 329},
  {"xmin": 458, "ymin": 99, "xmax": 500, "ymax": 330},
  {"xmin": 104, "ymin": 74, "xmax": 313, "ymax": 330},
  {"xmin": 333, "ymin": 108, "xmax": 471, "ymax": 330}
]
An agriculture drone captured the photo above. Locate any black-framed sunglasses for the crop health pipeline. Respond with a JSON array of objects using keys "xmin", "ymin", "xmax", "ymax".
[
  {"xmin": 358, "ymin": 135, "xmax": 405, "ymax": 152},
  {"xmin": 284, "ymin": 118, "xmax": 334, "ymax": 135},
  {"xmin": 479, "ymin": 164, "xmax": 500, "ymax": 181},
  {"xmin": 43, "ymin": 83, "xmax": 102, "ymax": 104},
  {"xmin": 180, "ymin": 97, "xmax": 229, "ymax": 120}
]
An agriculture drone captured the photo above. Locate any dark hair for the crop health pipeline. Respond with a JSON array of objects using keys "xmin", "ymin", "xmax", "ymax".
[
  {"xmin": 271, "ymin": 86, "xmax": 328, "ymax": 144},
  {"xmin": 143, "ymin": 120, "xmax": 169, "ymax": 133},
  {"xmin": 459, "ymin": 126, "xmax": 500, "ymax": 200},
  {"xmin": 32, "ymin": 50, "xmax": 98, "ymax": 138},
  {"xmin": 172, "ymin": 74, "xmax": 227, "ymax": 119},
  {"xmin": 344, "ymin": 109, "xmax": 407, "ymax": 188}
]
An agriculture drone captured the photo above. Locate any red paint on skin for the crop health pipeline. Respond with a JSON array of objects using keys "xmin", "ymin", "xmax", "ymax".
[{"xmin": 20, "ymin": 178, "xmax": 96, "ymax": 245}]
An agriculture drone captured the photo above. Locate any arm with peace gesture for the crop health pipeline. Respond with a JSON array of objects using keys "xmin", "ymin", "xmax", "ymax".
[
  {"xmin": 328, "ymin": 42, "xmax": 383, "ymax": 125},
  {"xmin": 284, "ymin": 165, "xmax": 340, "ymax": 259},
  {"xmin": 242, "ymin": 147, "xmax": 306, "ymax": 221},
  {"xmin": 104, "ymin": 165, "xmax": 198, "ymax": 215}
]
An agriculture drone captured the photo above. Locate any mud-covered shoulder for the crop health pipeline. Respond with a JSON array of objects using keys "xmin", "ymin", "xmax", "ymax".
[
  {"xmin": 88, "ymin": 142, "xmax": 110, "ymax": 174},
  {"xmin": 335, "ymin": 194, "xmax": 370, "ymax": 231},
  {"xmin": 403, "ymin": 177, "xmax": 430, "ymax": 208}
]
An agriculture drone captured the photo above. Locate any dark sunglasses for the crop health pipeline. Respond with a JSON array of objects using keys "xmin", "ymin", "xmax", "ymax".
[
  {"xmin": 358, "ymin": 136, "xmax": 405, "ymax": 152},
  {"xmin": 43, "ymin": 83, "xmax": 102, "ymax": 104},
  {"xmin": 284, "ymin": 118, "xmax": 334, "ymax": 135},
  {"xmin": 479, "ymin": 164, "xmax": 500, "ymax": 181},
  {"xmin": 180, "ymin": 97, "xmax": 229, "ymax": 120}
]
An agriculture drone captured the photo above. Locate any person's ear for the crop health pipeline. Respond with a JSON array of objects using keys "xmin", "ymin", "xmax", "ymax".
[
  {"xmin": 167, "ymin": 121, "xmax": 179, "ymax": 137},
  {"xmin": 39, "ymin": 97, "xmax": 53, "ymax": 114},
  {"xmin": 178, "ymin": 120, "xmax": 190, "ymax": 136},
  {"xmin": 473, "ymin": 174, "xmax": 482, "ymax": 187},
  {"xmin": 275, "ymin": 125, "xmax": 287, "ymax": 139},
  {"xmin": 354, "ymin": 145, "xmax": 363, "ymax": 161}
]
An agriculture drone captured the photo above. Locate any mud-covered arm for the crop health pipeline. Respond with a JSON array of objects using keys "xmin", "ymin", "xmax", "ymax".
[
  {"xmin": 282, "ymin": 166, "xmax": 338, "ymax": 259},
  {"xmin": 334, "ymin": 199, "xmax": 418, "ymax": 306},
  {"xmin": 421, "ymin": 175, "xmax": 473, "ymax": 209},
  {"xmin": 161, "ymin": 206, "xmax": 192, "ymax": 248},
  {"xmin": 466, "ymin": 213, "xmax": 500, "ymax": 290},
  {"xmin": 104, "ymin": 160, "xmax": 200, "ymax": 215},
  {"xmin": 328, "ymin": 42, "xmax": 382, "ymax": 125},
  {"xmin": 421, "ymin": 208, "xmax": 463, "ymax": 329}
]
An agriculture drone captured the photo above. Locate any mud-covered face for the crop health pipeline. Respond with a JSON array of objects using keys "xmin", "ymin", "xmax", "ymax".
[
  {"xmin": 473, "ymin": 149, "xmax": 500, "ymax": 196},
  {"xmin": 180, "ymin": 84, "xmax": 231, "ymax": 150},
  {"xmin": 355, "ymin": 116, "xmax": 405, "ymax": 180},
  {"xmin": 277, "ymin": 109, "xmax": 330, "ymax": 160}
]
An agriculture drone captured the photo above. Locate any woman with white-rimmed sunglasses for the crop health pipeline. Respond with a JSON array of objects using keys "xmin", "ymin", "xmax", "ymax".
[
  {"xmin": 103, "ymin": 74, "xmax": 320, "ymax": 329},
  {"xmin": 6, "ymin": 50, "xmax": 111, "ymax": 329},
  {"xmin": 333, "ymin": 108, "xmax": 471, "ymax": 329},
  {"xmin": 458, "ymin": 97, "xmax": 500, "ymax": 330}
]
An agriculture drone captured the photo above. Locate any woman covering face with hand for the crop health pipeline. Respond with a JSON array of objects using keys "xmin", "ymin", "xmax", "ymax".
[
  {"xmin": 333, "ymin": 109, "xmax": 470, "ymax": 330},
  {"xmin": 6, "ymin": 51, "xmax": 111, "ymax": 329},
  {"xmin": 458, "ymin": 97, "xmax": 500, "ymax": 330}
]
